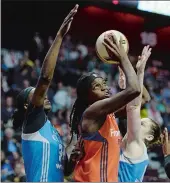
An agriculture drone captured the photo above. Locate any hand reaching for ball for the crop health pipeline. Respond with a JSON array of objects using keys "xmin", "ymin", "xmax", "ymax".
[
  {"xmin": 136, "ymin": 45, "xmax": 152, "ymax": 74},
  {"xmin": 102, "ymin": 34, "xmax": 128, "ymax": 61}
]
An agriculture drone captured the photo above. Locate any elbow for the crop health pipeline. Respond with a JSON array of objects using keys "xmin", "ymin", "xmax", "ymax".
[
  {"xmin": 146, "ymin": 95, "xmax": 151, "ymax": 103},
  {"xmin": 39, "ymin": 74, "xmax": 52, "ymax": 83},
  {"xmin": 143, "ymin": 96, "xmax": 151, "ymax": 104},
  {"xmin": 142, "ymin": 94, "xmax": 151, "ymax": 106}
]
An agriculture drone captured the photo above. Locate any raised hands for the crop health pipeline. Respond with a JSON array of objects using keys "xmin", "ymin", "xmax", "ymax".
[
  {"xmin": 58, "ymin": 4, "xmax": 79, "ymax": 37},
  {"xmin": 136, "ymin": 45, "xmax": 152, "ymax": 74}
]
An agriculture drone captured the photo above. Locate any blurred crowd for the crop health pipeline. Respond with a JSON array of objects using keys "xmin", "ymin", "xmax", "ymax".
[{"xmin": 1, "ymin": 33, "xmax": 170, "ymax": 182}]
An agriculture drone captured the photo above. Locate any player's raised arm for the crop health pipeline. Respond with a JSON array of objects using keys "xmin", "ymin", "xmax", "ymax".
[
  {"xmin": 114, "ymin": 65, "xmax": 151, "ymax": 118},
  {"xmin": 126, "ymin": 45, "xmax": 151, "ymax": 142},
  {"xmin": 84, "ymin": 35, "xmax": 141, "ymax": 119},
  {"xmin": 31, "ymin": 5, "xmax": 78, "ymax": 107}
]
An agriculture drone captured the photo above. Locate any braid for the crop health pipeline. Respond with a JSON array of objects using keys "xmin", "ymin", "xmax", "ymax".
[
  {"xmin": 69, "ymin": 72, "xmax": 101, "ymax": 144},
  {"xmin": 69, "ymin": 98, "xmax": 88, "ymax": 143}
]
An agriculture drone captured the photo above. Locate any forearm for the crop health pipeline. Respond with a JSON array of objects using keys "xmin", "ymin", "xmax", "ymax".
[
  {"xmin": 119, "ymin": 55, "xmax": 139, "ymax": 91},
  {"xmin": 40, "ymin": 33, "xmax": 63, "ymax": 81},
  {"xmin": 115, "ymin": 86, "xmax": 150, "ymax": 118},
  {"xmin": 127, "ymin": 71, "xmax": 144, "ymax": 108},
  {"xmin": 126, "ymin": 71, "xmax": 144, "ymax": 139}
]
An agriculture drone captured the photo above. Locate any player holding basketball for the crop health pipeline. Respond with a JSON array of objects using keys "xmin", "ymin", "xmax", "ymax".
[
  {"xmin": 70, "ymin": 34, "xmax": 141, "ymax": 182},
  {"xmin": 118, "ymin": 45, "xmax": 162, "ymax": 182},
  {"xmin": 12, "ymin": 5, "xmax": 79, "ymax": 182}
]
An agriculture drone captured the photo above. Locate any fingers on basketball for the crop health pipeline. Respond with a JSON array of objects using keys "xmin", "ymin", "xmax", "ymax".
[{"xmin": 104, "ymin": 34, "xmax": 120, "ymax": 57}]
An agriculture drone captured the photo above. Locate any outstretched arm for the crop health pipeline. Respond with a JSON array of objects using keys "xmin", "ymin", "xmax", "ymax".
[
  {"xmin": 126, "ymin": 45, "xmax": 151, "ymax": 142},
  {"xmin": 31, "ymin": 5, "xmax": 78, "ymax": 107},
  {"xmin": 84, "ymin": 35, "xmax": 140, "ymax": 120},
  {"xmin": 115, "ymin": 61, "xmax": 151, "ymax": 118},
  {"xmin": 115, "ymin": 86, "xmax": 150, "ymax": 118}
]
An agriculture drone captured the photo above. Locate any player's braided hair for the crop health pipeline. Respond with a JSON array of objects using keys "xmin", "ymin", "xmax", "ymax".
[
  {"xmin": 12, "ymin": 87, "xmax": 34, "ymax": 130},
  {"xmin": 69, "ymin": 98, "xmax": 88, "ymax": 141},
  {"xmin": 69, "ymin": 73, "xmax": 101, "ymax": 143}
]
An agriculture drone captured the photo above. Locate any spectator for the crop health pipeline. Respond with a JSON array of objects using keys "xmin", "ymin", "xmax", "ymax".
[
  {"xmin": 69, "ymin": 47, "xmax": 79, "ymax": 61},
  {"xmin": 53, "ymin": 82, "xmax": 71, "ymax": 112},
  {"xmin": 2, "ymin": 97, "xmax": 14, "ymax": 123},
  {"xmin": 34, "ymin": 59, "xmax": 41, "ymax": 76},
  {"xmin": 48, "ymin": 36, "xmax": 54, "ymax": 47},
  {"xmin": 1, "ymin": 150, "xmax": 14, "ymax": 182},
  {"xmin": 147, "ymin": 100, "xmax": 163, "ymax": 126},
  {"xmin": 3, "ymin": 50, "xmax": 17, "ymax": 69},
  {"xmin": 77, "ymin": 41, "xmax": 88, "ymax": 59},
  {"xmin": 162, "ymin": 81, "xmax": 170, "ymax": 106},
  {"xmin": 6, "ymin": 163, "xmax": 26, "ymax": 182},
  {"xmin": 22, "ymin": 79, "xmax": 30, "ymax": 89},
  {"xmin": 2, "ymin": 128, "xmax": 19, "ymax": 162}
]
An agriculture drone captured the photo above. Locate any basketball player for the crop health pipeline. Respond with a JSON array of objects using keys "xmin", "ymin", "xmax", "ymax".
[
  {"xmin": 70, "ymin": 34, "xmax": 141, "ymax": 182},
  {"xmin": 118, "ymin": 45, "xmax": 162, "ymax": 182},
  {"xmin": 12, "ymin": 5, "xmax": 79, "ymax": 182}
]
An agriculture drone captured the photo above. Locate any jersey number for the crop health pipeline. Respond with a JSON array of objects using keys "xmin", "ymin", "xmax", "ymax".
[{"xmin": 59, "ymin": 144, "xmax": 65, "ymax": 163}]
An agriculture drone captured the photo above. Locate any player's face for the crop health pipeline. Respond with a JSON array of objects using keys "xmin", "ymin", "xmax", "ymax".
[
  {"xmin": 88, "ymin": 78, "xmax": 111, "ymax": 104},
  {"xmin": 140, "ymin": 118, "xmax": 154, "ymax": 142},
  {"xmin": 28, "ymin": 89, "xmax": 52, "ymax": 111},
  {"xmin": 43, "ymin": 95, "xmax": 52, "ymax": 111}
]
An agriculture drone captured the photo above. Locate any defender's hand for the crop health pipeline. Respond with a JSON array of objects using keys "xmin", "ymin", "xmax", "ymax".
[
  {"xmin": 58, "ymin": 4, "xmax": 79, "ymax": 37},
  {"xmin": 136, "ymin": 45, "xmax": 152, "ymax": 74}
]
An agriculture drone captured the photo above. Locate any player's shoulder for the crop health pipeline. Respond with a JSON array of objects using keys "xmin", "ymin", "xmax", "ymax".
[{"xmin": 121, "ymin": 139, "xmax": 148, "ymax": 161}]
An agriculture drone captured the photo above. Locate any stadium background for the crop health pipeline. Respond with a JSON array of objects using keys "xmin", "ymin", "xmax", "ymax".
[{"xmin": 1, "ymin": 0, "xmax": 170, "ymax": 182}]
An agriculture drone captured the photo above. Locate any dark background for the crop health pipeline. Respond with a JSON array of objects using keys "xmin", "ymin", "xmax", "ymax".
[{"xmin": 2, "ymin": 0, "xmax": 170, "ymax": 69}]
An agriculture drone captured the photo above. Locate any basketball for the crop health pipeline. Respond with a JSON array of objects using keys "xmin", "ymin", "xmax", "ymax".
[{"xmin": 95, "ymin": 30, "xmax": 129, "ymax": 64}]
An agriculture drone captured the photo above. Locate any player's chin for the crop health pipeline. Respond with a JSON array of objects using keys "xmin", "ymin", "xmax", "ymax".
[
  {"xmin": 44, "ymin": 104, "xmax": 52, "ymax": 112},
  {"xmin": 100, "ymin": 95, "xmax": 110, "ymax": 100}
]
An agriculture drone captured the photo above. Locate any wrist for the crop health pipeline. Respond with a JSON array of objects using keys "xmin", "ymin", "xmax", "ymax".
[
  {"xmin": 126, "ymin": 105, "xmax": 141, "ymax": 111},
  {"xmin": 137, "ymin": 70, "xmax": 144, "ymax": 76},
  {"xmin": 56, "ymin": 32, "xmax": 64, "ymax": 40}
]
